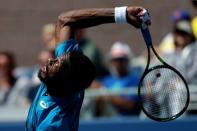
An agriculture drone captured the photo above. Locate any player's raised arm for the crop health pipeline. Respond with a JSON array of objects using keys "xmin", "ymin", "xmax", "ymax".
[
  {"xmin": 58, "ymin": 8, "xmax": 114, "ymax": 29},
  {"xmin": 58, "ymin": 6, "xmax": 146, "ymax": 28},
  {"xmin": 56, "ymin": 6, "xmax": 150, "ymax": 42}
]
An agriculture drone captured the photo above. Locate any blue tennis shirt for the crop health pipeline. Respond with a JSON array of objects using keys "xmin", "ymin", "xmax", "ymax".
[{"xmin": 26, "ymin": 39, "xmax": 84, "ymax": 131}]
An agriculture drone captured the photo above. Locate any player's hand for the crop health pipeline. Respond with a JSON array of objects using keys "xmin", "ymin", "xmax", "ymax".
[{"xmin": 126, "ymin": 6, "xmax": 151, "ymax": 28}]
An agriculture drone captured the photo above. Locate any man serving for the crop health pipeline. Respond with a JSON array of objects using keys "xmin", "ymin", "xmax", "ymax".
[{"xmin": 26, "ymin": 6, "xmax": 150, "ymax": 131}]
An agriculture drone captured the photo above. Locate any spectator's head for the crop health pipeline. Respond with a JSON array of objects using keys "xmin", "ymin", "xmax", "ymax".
[
  {"xmin": 38, "ymin": 51, "xmax": 96, "ymax": 97},
  {"xmin": 42, "ymin": 24, "xmax": 56, "ymax": 52},
  {"xmin": 109, "ymin": 42, "xmax": 132, "ymax": 77},
  {"xmin": 191, "ymin": 0, "xmax": 197, "ymax": 8},
  {"xmin": 0, "ymin": 52, "xmax": 15, "ymax": 78},
  {"xmin": 173, "ymin": 20, "xmax": 195, "ymax": 50},
  {"xmin": 171, "ymin": 10, "xmax": 191, "ymax": 23},
  {"xmin": 37, "ymin": 50, "xmax": 53, "ymax": 67}
]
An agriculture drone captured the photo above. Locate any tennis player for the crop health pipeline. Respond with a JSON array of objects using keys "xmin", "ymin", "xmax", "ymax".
[{"xmin": 26, "ymin": 6, "xmax": 150, "ymax": 131}]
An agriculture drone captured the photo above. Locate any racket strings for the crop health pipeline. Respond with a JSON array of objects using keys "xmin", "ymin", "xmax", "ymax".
[{"xmin": 140, "ymin": 68, "xmax": 188, "ymax": 119}]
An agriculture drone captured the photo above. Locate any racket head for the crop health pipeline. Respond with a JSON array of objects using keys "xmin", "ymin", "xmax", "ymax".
[{"xmin": 138, "ymin": 65, "xmax": 190, "ymax": 122}]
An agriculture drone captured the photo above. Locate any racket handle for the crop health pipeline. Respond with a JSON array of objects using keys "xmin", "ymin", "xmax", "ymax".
[
  {"xmin": 140, "ymin": 9, "xmax": 152, "ymax": 46},
  {"xmin": 141, "ymin": 27, "xmax": 152, "ymax": 46}
]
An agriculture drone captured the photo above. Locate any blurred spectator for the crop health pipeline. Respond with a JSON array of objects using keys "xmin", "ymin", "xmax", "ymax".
[
  {"xmin": 162, "ymin": 20, "xmax": 197, "ymax": 84},
  {"xmin": 159, "ymin": 10, "xmax": 191, "ymax": 54},
  {"xmin": 75, "ymin": 29, "xmax": 108, "ymax": 79},
  {"xmin": 154, "ymin": 20, "xmax": 197, "ymax": 115},
  {"xmin": 42, "ymin": 23, "xmax": 56, "ymax": 54},
  {"xmin": 26, "ymin": 50, "xmax": 53, "ymax": 104},
  {"xmin": 32, "ymin": 50, "xmax": 53, "ymax": 86},
  {"xmin": 191, "ymin": 0, "xmax": 197, "ymax": 8},
  {"xmin": 192, "ymin": 17, "xmax": 197, "ymax": 39},
  {"xmin": 0, "ymin": 52, "xmax": 30, "ymax": 106},
  {"xmin": 191, "ymin": 0, "xmax": 197, "ymax": 39},
  {"xmin": 97, "ymin": 42, "xmax": 142, "ymax": 116}
]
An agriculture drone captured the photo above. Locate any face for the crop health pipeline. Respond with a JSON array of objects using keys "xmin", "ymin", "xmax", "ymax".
[
  {"xmin": 111, "ymin": 58, "xmax": 129, "ymax": 77},
  {"xmin": 38, "ymin": 55, "xmax": 66, "ymax": 82},
  {"xmin": 174, "ymin": 32, "xmax": 193, "ymax": 48},
  {"xmin": 0, "ymin": 55, "xmax": 13, "ymax": 77}
]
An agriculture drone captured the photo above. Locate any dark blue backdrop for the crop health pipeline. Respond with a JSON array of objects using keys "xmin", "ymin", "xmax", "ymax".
[{"xmin": 0, "ymin": 117, "xmax": 196, "ymax": 131}]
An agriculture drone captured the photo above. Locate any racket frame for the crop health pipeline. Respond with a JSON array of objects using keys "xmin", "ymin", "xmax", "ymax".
[{"xmin": 138, "ymin": 28, "xmax": 190, "ymax": 122}]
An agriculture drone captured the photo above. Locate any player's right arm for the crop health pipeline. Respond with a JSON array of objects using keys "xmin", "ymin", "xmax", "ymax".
[{"xmin": 56, "ymin": 6, "xmax": 149, "ymax": 42}]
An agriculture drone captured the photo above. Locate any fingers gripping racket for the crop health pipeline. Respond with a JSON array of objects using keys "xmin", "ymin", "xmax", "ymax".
[{"xmin": 138, "ymin": 10, "xmax": 190, "ymax": 122}]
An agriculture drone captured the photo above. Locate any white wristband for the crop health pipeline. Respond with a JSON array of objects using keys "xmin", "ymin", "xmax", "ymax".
[{"xmin": 115, "ymin": 6, "xmax": 128, "ymax": 24}]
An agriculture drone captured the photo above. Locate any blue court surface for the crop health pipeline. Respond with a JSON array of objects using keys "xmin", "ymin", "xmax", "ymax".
[{"xmin": 0, "ymin": 117, "xmax": 196, "ymax": 131}]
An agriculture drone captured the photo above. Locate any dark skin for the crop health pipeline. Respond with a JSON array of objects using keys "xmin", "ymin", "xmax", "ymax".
[
  {"xmin": 39, "ymin": 6, "xmax": 150, "ymax": 95},
  {"xmin": 38, "ymin": 55, "xmax": 66, "ymax": 82},
  {"xmin": 56, "ymin": 7, "xmax": 147, "ymax": 42}
]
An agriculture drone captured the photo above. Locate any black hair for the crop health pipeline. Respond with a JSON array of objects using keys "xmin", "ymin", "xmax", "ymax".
[
  {"xmin": 45, "ymin": 51, "xmax": 96, "ymax": 97},
  {"xmin": 192, "ymin": 0, "xmax": 197, "ymax": 8}
]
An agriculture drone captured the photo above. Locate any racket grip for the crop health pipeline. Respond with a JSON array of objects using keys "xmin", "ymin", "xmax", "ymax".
[
  {"xmin": 141, "ymin": 27, "xmax": 152, "ymax": 46},
  {"xmin": 140, "ymin": 9, "xmax": 152, "ymax": 46}
]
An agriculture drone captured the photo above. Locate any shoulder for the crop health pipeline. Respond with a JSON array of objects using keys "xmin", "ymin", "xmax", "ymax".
[{"xmin": 36, "ymin": 92, "xmax": 83, "ymax": 130}]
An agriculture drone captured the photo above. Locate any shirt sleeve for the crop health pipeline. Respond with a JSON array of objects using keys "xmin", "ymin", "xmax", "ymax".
[{"xmin": 55, "ymin": 39, "xmax": 82, "ymax": 58}]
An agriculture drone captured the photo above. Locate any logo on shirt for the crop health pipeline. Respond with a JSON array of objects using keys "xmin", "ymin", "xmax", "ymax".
[{"xmin": 39, "ymin": 100, "xmax": 48, "ymax": 109}]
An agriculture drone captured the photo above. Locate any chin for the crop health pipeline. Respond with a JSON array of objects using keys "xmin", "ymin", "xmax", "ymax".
[{"xmin": 38, "ymin": 69, "xmax": 47, "ymax": 82}]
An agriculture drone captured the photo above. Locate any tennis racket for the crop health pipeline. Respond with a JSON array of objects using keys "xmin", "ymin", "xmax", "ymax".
[{"xmin": 138, "ymin": 10, "xmax": 190, "ymax": 122}]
